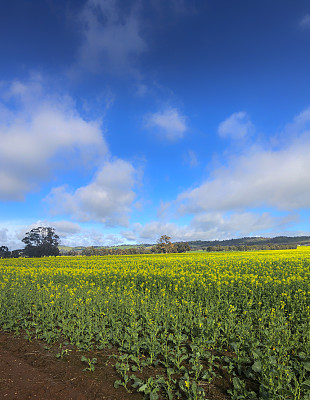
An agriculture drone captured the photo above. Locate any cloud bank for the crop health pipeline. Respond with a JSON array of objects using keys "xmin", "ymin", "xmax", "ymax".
[{"xmin": 122, "ymin": 211, "xmax": 296, "ymax": 243}]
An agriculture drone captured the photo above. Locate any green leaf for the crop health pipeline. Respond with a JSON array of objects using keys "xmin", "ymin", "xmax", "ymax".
[
  {"xmin": 150, "ymin": 392, "xmax": 159, "ymax": 400},
  {"xmin": 302, "ymin": 362, "xmax": 310, "ymax": 371},
  {"xmin": 252, "ymin": 360, "xmax": 262, "ymax": 373},
  {"xmin": 166, "ymin": 390, "xmax": 173, "ymax": 400},
  {"xmin": 301, "ymin": 379, "xmax": 310, "ymax": 388},
  {"xmin": 114, "ymin": 380, "xmax": 122, "ymax": 388},
  {"xmin": 232, "ymin": 377, "xmax": 242, "ymax": 390},
  {"xmin": 138, "ymin": 384, "xmax": 148, "ymax": 392}
]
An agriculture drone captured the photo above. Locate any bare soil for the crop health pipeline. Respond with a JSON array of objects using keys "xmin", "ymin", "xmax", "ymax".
[
  {"xmin": 0, "ymin": 331, "xmax": 143, "ymax": 400},
  {"xmin": 0, "ymin": 331, "xmax": 230, "ymax": 400}
]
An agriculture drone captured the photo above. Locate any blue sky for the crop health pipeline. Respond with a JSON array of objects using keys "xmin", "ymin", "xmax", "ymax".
[{"xmin": 1, "ymin": 0, "xmax": 310, "ymax": 249}]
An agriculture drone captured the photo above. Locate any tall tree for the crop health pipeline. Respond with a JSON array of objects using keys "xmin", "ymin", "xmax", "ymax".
[
  {"xmin": 22, "ymin": 227, "xmax": 60, "ymax": 257},
  {"xmin": 152, "ymin": 235, "xmax": 174, "ymax": 253}
]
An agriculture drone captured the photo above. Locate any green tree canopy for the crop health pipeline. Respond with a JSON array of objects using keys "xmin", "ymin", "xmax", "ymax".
[
  {"xmin": 22, "ymin": 227, "xmax": 60, "ymax": 257},
  {"xmin": 0, "ymin": 246, "xmax": 11, "ymax": 258}
]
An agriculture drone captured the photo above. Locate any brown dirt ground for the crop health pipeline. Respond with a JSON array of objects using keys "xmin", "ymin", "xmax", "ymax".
[{"xmin": 0, "ymin": 331, "xmax": 231, "ymax": 400}]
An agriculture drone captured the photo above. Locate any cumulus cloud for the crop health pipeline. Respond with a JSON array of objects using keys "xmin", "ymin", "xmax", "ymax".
[
  {"xmin": 52, "ymin": 221, "xmax": 81, "ymax": 237},
  {"xmin": 47, "ymin": 159, "xmax": 137, "ymax": 227},
  {"xmin": 0, "ymin": 77, "xmax": 107, "ymax": 201},
  {"xmin": 144, "ymin": 107, "xmax": 188, "ymax": 141},
  {"xmin": 177, "ymin": 107, "xmax": 310, "ymax": 214},
  {"xmin": 300, "ymin": 14, "xmax": 310, "ymax": 29},
  {"xmin": 76, "ymin": 0, "xmax": 146, "ymax": 75},
  {"xmin": 218, "ymin": 111, "xmax": 254, "ymax": 140}
]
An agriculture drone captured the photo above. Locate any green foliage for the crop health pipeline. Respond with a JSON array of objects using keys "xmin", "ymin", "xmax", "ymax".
[
  {"xmin": 56, "ymin": 342, "xmax": 71, "ymax": 358},
  {"xmin": 81, "ymin": 355, "xmax": 97, "ymax": 371},
  {"xmin": 0, "ymin": 246, "xmax": 11, "ymax": 258},
  {"xmin": 22, "ymin": 227, "xmax": 60, "ymax": 257},
  {"xmin": 151, "ymin": 235, "xmax": 190, "ymax": 254}
]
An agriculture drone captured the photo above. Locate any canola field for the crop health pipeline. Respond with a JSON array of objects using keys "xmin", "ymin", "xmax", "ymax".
[{"xmin": 1, "ymin": 248, "xmax": 310, "ymax": 399}]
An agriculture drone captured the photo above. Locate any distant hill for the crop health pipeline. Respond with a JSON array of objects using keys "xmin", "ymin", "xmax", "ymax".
[
  {"xmin": 186, "ymin": 236, "xmax": 310, "ymax": 249},
  {"xmin": 59, "ymin": 236, "xmax": 310, "ymax": 253}
]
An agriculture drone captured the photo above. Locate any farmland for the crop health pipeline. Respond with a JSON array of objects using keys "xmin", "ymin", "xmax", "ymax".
[{"xmin": 1, "ymin": 249, "xmax": 310, "ymax": 399}]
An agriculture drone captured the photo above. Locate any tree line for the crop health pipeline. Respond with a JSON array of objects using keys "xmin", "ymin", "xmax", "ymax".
[
  {"xmin": 77, "ymin": 236, "xmax": 190, "ymax": 256},
  {"xmin": 0, "ymin": 230, "xmax": 190, "ymax": 258},
  {"xmin": 204, "ymin": 243, "xmax": 298, "ymax": 252},
  {"xmin": 188, "ymin": 235, "xmax": 310, "ymax": 250}
]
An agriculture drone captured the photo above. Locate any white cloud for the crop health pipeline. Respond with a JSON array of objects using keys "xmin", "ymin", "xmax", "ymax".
[
  {"xmin": 177, "ymin": 107, "xmax": 310, "ymax": 214},
  {"xmin": 0, "ymin": 77, "xmax": 107, "ymax": 201},
  {"xmin": 300, "ymin": 14, "xmax": 310, "ymax": 29},
  {"xmin": 76, "ymin": 0, "xmax": 146, "ymax": 75},
  {"xmin": 52, "ymin": 221, "xmax": 82, "ymax": 237},
  {"xmin": 144, "ymin": 107, "xmax": 188, "ymax": 141},
  {"xmin": 62, "ymin": 230, "xmax": 125, "ymax": 248},
  {"xmin": 0, "ymin": 228, "xmax": 21, "ymax": 250},
  {"xmin": 122, "ymin": 221, "xmax": 185, "ymax": 242},
  {"xmin": 218, "ymin": 111, "xmax": 254, "ymax": 140},
  {"xmin": 0, "ymin": 228, "xmax": 8, "ymax": 243},
  {"xmin": 47, "ymin": 159, "xmax": 137, "ymax": 227}
]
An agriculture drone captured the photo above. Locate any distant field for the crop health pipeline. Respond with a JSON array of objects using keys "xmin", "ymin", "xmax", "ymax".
[{"xmin": 1, "ymin": 248, "xmax": 310, "ymax": 399}]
